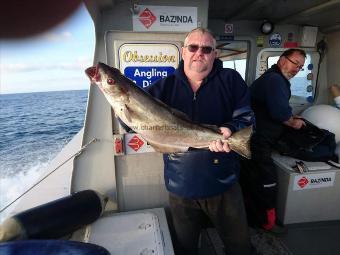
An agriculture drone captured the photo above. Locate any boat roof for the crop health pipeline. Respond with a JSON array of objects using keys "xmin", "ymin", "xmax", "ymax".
[{"xmin": 84, "ymin": 0, "xmax": 340, "ymax": 33}]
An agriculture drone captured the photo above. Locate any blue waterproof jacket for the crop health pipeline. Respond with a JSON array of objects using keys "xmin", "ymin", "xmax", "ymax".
[
  {"xmin": 251, "ymin": 64, "xmax": 292, "ymax": 139},
  {"xmin": 147, "ymin": 59, "xmax": 254, "ymax": 199}
]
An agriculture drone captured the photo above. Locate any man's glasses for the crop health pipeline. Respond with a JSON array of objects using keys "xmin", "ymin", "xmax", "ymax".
[
  {"xmin": 285, "ymin": 56, "xmax": 304, "ymax": 70},
  {"xmin": 184, "ymin": 44, "xmax": 215, "ymax": 54}
]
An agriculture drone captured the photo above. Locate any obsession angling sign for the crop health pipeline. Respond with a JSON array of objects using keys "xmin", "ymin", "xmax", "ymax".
[
  {"xmin": 118, "ymin": 43, "xmax": 180, "ymax": 88},
  {"xmin": 133, "ymin": 5, "xmax": 197, "ymax": 32}
]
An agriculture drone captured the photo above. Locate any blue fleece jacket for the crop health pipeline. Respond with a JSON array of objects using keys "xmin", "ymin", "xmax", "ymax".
[
  {"xmin": 146, "ymin": 59, "xmax": 254, "ymax": 199},
  {"xmin": 250, "ymin": 64, "xmax": 292, "ymax": 139}
]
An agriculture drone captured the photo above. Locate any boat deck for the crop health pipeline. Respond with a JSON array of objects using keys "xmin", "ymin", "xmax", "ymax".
[
  {"xmin": 199, "ymin": 221, "xmax": 340, "ymax": 255},
  {"xmin": 279, "ymin": 220, "xmax": 340, "ymax": 255}
]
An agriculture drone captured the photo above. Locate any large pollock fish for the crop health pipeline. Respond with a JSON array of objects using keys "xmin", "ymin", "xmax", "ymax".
[{"xmin": 85, "ymin": 62, "xmax": 252, "ymax": 158}]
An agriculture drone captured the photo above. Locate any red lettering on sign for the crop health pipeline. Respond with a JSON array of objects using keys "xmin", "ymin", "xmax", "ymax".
[
  {"xmin": 298, "ymin": 176, "xmax": 309, "ymax": 188},
  {"xmin": 139, "ymin": 8, "xmax": 156, "ymax": 29},
  {"xmin": 128, "ymin": 135, "xmax": 145, "ymax": 152}
]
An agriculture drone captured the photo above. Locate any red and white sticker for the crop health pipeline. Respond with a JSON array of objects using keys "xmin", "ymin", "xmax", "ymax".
[
  {"xmin": 224, "ymin": 24, "xmax": 233, "ymax": 34},
  {"xmin": 138, "ymin": 8, "xmax": 157, "ymax": 29},
  {"xmin": 293, "ymin": 172, "xmax": 336, "ymax": 190},
  {"xmin": 132, "ymin": 5, "xmax": 197, "ymax": 32},
  {"xmin": 124, "ymin": 133, "xmax": 155, "ymax": 154}
]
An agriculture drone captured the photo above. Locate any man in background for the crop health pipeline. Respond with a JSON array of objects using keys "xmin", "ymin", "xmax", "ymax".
[{"xmin": 243, "ymin": 49, "xmax": 306, "ymax": 232}]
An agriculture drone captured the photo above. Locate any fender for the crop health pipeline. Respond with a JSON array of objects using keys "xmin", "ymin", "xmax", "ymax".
[{"xmin": 0, "ymin": 190, "xmax": 107, "ymax": 242}]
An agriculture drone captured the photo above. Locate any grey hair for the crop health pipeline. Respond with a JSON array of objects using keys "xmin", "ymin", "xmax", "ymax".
[
  {"xmin": 280, "ymin": 48, "xmax": 306, "ymax": 58},
  {"xmin": 183, "ymin": 27, "xmax": 216, "ymax": 48}
]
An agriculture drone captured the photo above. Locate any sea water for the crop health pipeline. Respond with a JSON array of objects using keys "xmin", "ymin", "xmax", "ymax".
[{"xmin": 0, "ymin": 90, "xmax": 88, "ymax": 221}]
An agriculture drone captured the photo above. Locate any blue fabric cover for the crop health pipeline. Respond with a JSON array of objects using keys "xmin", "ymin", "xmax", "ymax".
[{"xmin": 0, "ymin": 240, "xmax": 110, "ymax": 255}]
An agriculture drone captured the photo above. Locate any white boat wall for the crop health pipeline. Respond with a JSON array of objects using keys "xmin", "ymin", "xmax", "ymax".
[{"xmin": 1, "ymin": 0, "xmax": 340, "ymax": 254}]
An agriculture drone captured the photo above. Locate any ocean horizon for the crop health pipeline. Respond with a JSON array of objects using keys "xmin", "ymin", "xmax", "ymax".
[{"xmin": 0, "ymin": 89, "xmax": 88, "ymax": 96}]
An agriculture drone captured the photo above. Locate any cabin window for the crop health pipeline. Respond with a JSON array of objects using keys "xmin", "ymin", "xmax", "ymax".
[
  {"xmin": 267, "ymin": 54, "xmax": 313, "ymax": 99},
  {"xmin": 217, "ymin": 41, "xmax": 248, "ymax": 81},
  {"xmin": 222, "ymin": 59, "xmax": 247, "ymax": 80}
]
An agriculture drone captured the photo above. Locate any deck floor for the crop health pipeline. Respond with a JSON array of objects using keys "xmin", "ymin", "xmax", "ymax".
[
  {"xmin": 279, "ymin": 220, "xmax": 340, "ymax": 255},
  {"xmin": 200, "ymin": 221, "xmax": 340, "ymax": 255}
]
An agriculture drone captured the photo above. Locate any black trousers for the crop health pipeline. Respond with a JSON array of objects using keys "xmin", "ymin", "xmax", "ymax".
[
  {"xmin": 250, "ymin": 134, "xmax": 278, "ymax": 209},
  {"xmin": 240, "ymin": 134, "xmax": 278, "ymax": 226},
  {"xmin": 169, "ymin": 183, "xmax": 251, "ymax": 255}
]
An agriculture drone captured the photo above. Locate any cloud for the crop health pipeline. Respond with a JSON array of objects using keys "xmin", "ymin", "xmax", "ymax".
[
  {"xmin": 1, "ymin": 63, "xmax": 30, "ymax": 72},
  {"xmin": 42, "ymin": 31, "xmax": 73, "ymax": 42},
  {"xmin": 1, "ymin": 56, "xmax": 92, "ymax": 73}
]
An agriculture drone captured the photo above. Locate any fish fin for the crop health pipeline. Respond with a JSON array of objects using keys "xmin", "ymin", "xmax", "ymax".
[
  {"xmin": 169, "ymin": 107, "xmax": 192, "ymax": 121},
  {"xmin": 169, "ymin": 107, "xmax": 220, "ymax": 133},
  {"xmin": 225, "ymin": 125, "xmax": 253, "ymax": 159},
  {"xmin": 124, "ymin": 108, "xmax": 132, "ymax": 122},
  {"xmin": 150, "ymin": 96, "xmax": 190, "ymax": 121},
  {"xmin": 114, "ymin": 103, "xmax": 132, "ymax": 123},
  {"xmin": 146, "ymin": 140, "xmax": 188, "ymax": 153},
  {"xmin": 150, "ymin": 95, "xmax": 197, "ymax": 124},
  {"xmin": 200, "ymin": 123, "xmax": 220, "ymax": 133},
  {"xmin": 122, "ymin": 104, "xmax": 132, "ymax": 122}
]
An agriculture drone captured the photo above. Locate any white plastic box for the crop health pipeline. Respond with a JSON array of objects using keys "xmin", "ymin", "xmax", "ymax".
[
  {"xmin": 86, "ymin": 208, "xmax": 174, "ymax": 255},
  {"xmin": 273, "ymin": 153, "xmax": 340, "ymax": 224}
]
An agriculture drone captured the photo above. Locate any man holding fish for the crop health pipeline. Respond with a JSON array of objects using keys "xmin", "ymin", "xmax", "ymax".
[
  {"xmin": 86, "ymin": 27, "xmax": 255, "ymax": 255},
  {"xmin": 147, "ymin": 28, "xmax": 255, "ymax": 255}
]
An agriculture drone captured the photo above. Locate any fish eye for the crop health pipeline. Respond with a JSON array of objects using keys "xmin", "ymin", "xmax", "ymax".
[{"xmin": 107, "ymin": 78, "xmax": 115, "ymax": 85}]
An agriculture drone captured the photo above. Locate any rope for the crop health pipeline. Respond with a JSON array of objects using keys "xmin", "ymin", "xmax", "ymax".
[{"xmin": 0, "ymin": 138, "xmax": 99, "ymax": 214}]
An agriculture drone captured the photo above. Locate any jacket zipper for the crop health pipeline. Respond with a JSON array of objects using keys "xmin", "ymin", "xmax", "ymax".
[{"xmin": 192, "ymin": 91, "xmax": 197, "ymax": 121}]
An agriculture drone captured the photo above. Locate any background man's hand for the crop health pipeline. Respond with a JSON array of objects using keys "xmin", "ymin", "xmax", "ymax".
[
  {"xmin": 284, "ymin": 116, "xmax": 306, "ymax": 129},
  {"xmin": 209, "ymin": 127, "xmax": 232, "ymax": 152}
]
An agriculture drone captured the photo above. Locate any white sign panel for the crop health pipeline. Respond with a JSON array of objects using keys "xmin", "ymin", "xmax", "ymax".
[
  {"xmin": 118, "ymin": 43, "xmax": 180, "ymax": 88},
  {"xmin": 293, "ymin": 172, "xmax": 336, "ymax": 190},
  {"xmin": 133, "ymin": 5, "xmax": 197, "ymax": 32}
]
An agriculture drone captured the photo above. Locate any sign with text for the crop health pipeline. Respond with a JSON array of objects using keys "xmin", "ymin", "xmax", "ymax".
[
  {"xmin": 124, "ymin": 66, "xmax": 175, "ymax": 88},
  {"xmin": 133, "ymin": 5, "xmax": 197, "ymax": 32},
  {"xmin": 293, "ymin": 172, "xmax": 336, "ymax": 190},
  {"xmin": 118, "ymin": 43, "xmax": 180, "ymax": 88}
]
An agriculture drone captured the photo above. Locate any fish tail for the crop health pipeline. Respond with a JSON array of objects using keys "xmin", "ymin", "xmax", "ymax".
[{"xmin": 227, "ymin": 125, "xmax": 253, "ymax": 159}]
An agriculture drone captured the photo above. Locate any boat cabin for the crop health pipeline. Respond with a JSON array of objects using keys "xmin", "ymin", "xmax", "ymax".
[{"xmin": 1, "ymin": 1, "xmax": 340, "ymax": 254}]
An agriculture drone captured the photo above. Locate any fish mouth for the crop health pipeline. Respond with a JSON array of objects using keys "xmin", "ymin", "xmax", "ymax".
[{"xmin": 85, "ymin": 64, "xmax": 100, "ymax": 82}]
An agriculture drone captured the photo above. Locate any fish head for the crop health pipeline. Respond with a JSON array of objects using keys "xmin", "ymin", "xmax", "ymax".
[{"xmin": 85, "ymin": 62, "xmax": 128, "ymax": 98}]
